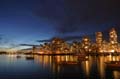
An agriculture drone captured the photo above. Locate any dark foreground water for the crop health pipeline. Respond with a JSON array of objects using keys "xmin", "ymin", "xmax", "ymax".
[{"xmin": 0, "ymin": 55, "xmax": 120, "ymax": 79}]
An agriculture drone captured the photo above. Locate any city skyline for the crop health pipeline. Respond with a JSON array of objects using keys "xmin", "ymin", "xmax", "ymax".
[
  {"xmin": 17, "ymin": 27, "xmax": 120, "ymax": 54},
  {"xmin": 0, "ymin": 1, "xmax": 120, "ymax": 79},
  {"xmin": 0, "ymin": 0, "xmax": 120, "ymax": 51}
]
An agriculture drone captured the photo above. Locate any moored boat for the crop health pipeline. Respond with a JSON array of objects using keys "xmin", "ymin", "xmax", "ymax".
[
  {"xmin": 16, "ymin": 55, "xmax": 21, "ymax": 58},
  {"xmin": 26, "ymin": 56, "xmax": 34, "ymax": 60},
  {"xmin": 105, "ymin": 61, "xmax": 120, "ymax": 68}
]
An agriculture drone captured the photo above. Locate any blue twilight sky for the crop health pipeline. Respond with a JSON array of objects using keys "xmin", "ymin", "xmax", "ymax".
[
  {"xmin": 0, "ymin": 0, "xmax": 57, "ymax": 49},
  {"xmin": 0, "ymin": 0, "xmax": 120, "ymax": 50}
]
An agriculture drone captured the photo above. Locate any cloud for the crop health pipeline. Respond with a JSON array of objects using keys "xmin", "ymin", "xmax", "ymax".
[
  {"xmin": 0, "ymin": 34, "xmax": 20, "ymax": 49},
  {"xmin": 37, "ymin": 39, "xmax": 52, "ymax": 43},
  {"xmin": 33, "ymin": 0, "xmax": 120, "ymax": 34},
  {"xmin": 37, "ymin": 25, "xmax": 120, "ymax": 42},
  {"xmin": 37, "ymin": 33, "xmax": 95, "ymax": 43}
]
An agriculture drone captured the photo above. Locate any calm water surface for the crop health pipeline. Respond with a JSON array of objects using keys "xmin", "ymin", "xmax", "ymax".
[{"xmin": 0, "ymin": 54, "xmax": 120, "ymax": 79}]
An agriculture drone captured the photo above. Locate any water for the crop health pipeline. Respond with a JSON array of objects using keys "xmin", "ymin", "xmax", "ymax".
[{"xmin": 0, "ymin": 54, "xmax": 120, "ymax": 79}]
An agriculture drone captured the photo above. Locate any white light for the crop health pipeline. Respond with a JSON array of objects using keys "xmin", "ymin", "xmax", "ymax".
[
  {"xmin": 110, "ymin": 50, "xmax": 115, "ymax": 53},
  {"xmin": 38, "ymin": 52, "xmax": 44, "ymax": 54}
]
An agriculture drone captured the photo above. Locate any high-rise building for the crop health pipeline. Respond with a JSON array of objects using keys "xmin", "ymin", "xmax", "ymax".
[
  {"xmin": 109, "ymin": 28, "xmax": 118, "ymax": 44},
  {"xmin": 81, "ymin": 36, "xmax": 91, "ymax": 52},
  {"xmin": 95, "ymin": 32, "xmax": 103, "ymax": 52},
  {"xmin": 51, "ymin": 37, "xmax": 65, "ymax": 54},
  {"xmin": 96, "ymin": 32, "xmax": 103, "ymax": 46},
  {"xmin": 108, "ymin": 28, "xmax": 118, "ymax": 52}
]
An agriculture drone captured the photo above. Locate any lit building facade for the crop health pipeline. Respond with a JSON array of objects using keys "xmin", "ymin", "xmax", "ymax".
[
  {"xmin": 96, "ymin": 32, "xmax": 103, "ymax": 52},
  {"xmin": 81, "ymin": 36, "xmax": 91, "ymax": 52},
  {"xmin": 29, "ymin": 27, "xmax": 120, "ymax": 54},
  {"xmin": 109, "ymin": 28, "xmax": 118, "ymax": 44},
  {"xmin": 96, "ymin": 32, "xmax": 103, "ymax": 46},
  {"xmin": 109, "ymin": 28, "xmax": 118, "ymax": 52},
  {"xmin": 51, "ymin": 37, "xmax": 69, "ymax": 54}
]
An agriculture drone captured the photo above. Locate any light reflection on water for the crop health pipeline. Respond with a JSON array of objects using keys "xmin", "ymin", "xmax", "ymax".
[{"xmin": 0, "ymin": 55, "xmax": 120, "ymax": 79}]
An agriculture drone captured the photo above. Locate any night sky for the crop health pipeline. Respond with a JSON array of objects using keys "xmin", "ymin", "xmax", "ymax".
[{"xmin": 0, "ymin": 0, "xmax": 120, "ymax": 50}]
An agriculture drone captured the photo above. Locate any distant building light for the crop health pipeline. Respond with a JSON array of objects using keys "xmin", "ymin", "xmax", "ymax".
[
  {"xmin": 38, "ymin": 52, "xmax": 44, "ymax": 54},
  {"xmin": 110, "ymin": 50, "xmax": 115, "ymax": 53}
]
